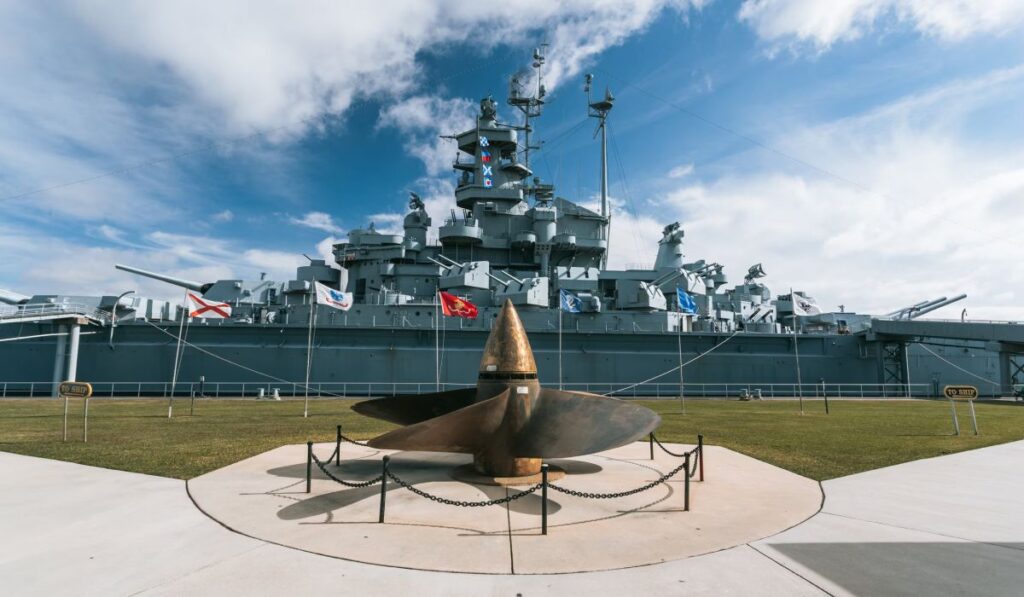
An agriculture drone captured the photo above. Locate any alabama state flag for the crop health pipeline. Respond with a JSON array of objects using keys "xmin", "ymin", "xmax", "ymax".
[{"xmin": 438, "ymin": 291, "xmax": 478, "ymax": 319}]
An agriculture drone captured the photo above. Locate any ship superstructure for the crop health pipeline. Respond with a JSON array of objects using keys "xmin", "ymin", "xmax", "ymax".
[{"xmin": 1, "ymin": 50, "xmax": 1020, "ymax": 398}]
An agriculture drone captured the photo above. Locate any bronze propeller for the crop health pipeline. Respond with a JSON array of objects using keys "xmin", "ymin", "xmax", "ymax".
[{"xmin": 353, "ymin": 300, "xmax": 661, "ymax": 478}]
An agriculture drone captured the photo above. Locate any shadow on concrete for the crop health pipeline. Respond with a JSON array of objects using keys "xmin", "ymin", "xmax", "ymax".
[
  {"xmin": 277, "ymin": 487, "xmax": 384, "ymax": 520},
  {"xmin": 769, "ymin": 542, "xmax": 1024, "ymax": 597},
  {"xmin": 546, "ymin": 459, "xmax": 603, "ymax": 475}
]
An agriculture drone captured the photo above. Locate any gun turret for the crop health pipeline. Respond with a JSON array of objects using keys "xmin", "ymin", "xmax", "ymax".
[
  {"xmin": 115, "ymin": 264, "xmax": 211, "ymax": 293},
  {"xmin": 0, "ymin": 289, "xmax": 29, "ymax": 305}
]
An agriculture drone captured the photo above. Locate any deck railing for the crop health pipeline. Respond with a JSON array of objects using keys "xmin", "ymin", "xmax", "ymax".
[{"xmin": 0, "ymin": 381, "xmax": 940, "ymax": 399}]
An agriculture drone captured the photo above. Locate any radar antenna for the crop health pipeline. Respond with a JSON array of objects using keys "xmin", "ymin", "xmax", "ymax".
[{"xmin": 508, "ymin": 44, "xmax": 547, "ymax": 170}]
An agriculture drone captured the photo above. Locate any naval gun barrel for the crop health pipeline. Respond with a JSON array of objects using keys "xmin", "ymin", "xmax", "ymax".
[
  {"xmin": 652, "ymin": 268, "xmax": 687, "ymax": 287},
  {"xmin": 425, "ymin": 256, "xmax": 452, "ymax": 271},
  {"xmin": 911, "ymin": 294, "xmax": 967, "ymax": 318},
  {"xmin": 436, "ymin": 254, "xmax": 464, "ymax": 268},
  {"xmin": 485, "ymin": 272, "xmax": 513, "ymax": 288},
  {"xmin": 115, "ymin": 264, "xmax": 209, "ymax": 293},
  {"xmin": 0, "ymin": 289, "xmax": 30, "ymax": 305},
  {"xmin": 883, "ymin": 299, "xmax": 931, "ymax": 318},
  {"xmin": 886, "ymin": 297, "xmax": 943, "ymax": 319}
]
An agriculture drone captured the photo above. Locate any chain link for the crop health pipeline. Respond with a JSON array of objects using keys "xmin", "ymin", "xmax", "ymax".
[
  {"xmin": 386, "ymin": 470, "xmax": 541, "ymax": 507},
  {"xmin": 651, "ymin": 434, "xmax": 701, "ymax": 479},
  {"xmin": 651, "ymin": 434, "xmax": 689, "ymax": 458},
  {"xmin": 311, "ymin": 452, "xmax": 383, "ymax": 488},
  {"xmin": 549, "ymin": 457, "xmax": 690, "ymax": 499},
  {"xmin": 339, "ymin": 433, "xmax": 371, "ymax": 447}
]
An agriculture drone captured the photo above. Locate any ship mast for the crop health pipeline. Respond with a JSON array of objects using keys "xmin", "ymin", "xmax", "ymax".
[
  {"xmin": 508, "ymin": 46, "xmax": 547, "ymax": 172},
  {"xmin": 585, "ymin": 73, "xmax": 614, "ymax": 268}
]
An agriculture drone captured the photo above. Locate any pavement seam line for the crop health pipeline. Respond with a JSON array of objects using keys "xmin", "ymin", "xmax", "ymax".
[
  {"xmin": 747, "ymin": 543, "xmax": 836, "ymax": 596},
  {"xmin": 819, "ymin": 511, "xmax": 1024, "ymax": 553}
]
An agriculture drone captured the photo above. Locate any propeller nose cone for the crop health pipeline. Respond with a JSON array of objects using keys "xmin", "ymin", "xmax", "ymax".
[{"xmin": 478, "ymin": 300, "xmax": 537, "ymax": 378}]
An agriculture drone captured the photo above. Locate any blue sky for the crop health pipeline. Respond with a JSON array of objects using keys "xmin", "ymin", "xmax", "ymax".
[{"xmin": 2, "ymin": 1, "xmax": 1023, "ymax": 318}]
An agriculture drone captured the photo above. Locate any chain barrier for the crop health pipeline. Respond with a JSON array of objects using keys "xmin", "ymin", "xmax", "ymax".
[
  {"xmin": 651, "ymin": 433, "xmax": 690, "ymax": 458},
  {"xmin": 386, "ymin": 470, "xmax": 541, "ymax": 507},
  {"xmin": 311, "ymin": 426, "xmax": 705, "ymax": 514},
  {"xmin": 651, "ymin": 433, "xmax": 702, "ymax": 479},
  {"xmin": 339, "ymin": 433, "xmax": 371, "ymax": 447},
  {"xmin": 549, "ymin": 457, "xmax": 689, "ymax": 500},
  {"xmin": 310, "ymin": 450, "xmax": 383, "ymax": 488},
  {"xmin": 686, "ymin": 449, "xmax": 700, "ymax": 478}
]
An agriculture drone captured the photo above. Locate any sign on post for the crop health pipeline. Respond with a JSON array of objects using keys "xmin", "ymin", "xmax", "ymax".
[
  {"xmin": 943, "ymin": 385, "xmax": 979, "ymax": 436},
  {"xmin": 59, "ymin": 382, "xmax": 92, "ymax": 443},
  {"xmin": 943, "ymin": 385, "xmax": 978, "ymax": 401},
  {"xmin": 59, "ymin": 382, "xmax": 92, "ymax": 398}
]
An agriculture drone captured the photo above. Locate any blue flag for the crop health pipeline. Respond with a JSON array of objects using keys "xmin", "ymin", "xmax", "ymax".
[
  {"xmin": 559, "ymin": 288, "xmax": 582, "ymax": 313},
  {"xmin": 676, "ymin": 288, "xmax": 697, "ymax": 314}
]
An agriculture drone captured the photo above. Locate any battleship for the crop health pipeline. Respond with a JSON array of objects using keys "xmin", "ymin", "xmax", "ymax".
[{"xmin": 1, "ymin": 50, "xmax": 1022, "ymax": 399}]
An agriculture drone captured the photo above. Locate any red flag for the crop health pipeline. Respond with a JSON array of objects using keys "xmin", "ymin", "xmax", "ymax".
[{"xmin": 439, "ymin": 291, "xmax": 478, "ymax": 319}]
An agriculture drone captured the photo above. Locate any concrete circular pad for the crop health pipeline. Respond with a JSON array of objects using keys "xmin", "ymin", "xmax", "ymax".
[{"xmin": 188, "ymin": 441, "xmax": 821, "ymax": 574}]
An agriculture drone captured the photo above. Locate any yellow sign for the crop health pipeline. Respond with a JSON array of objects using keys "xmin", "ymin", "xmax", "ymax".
[
  {"xmin": 58, "ymin": 381, "xmax": 92, "ymax": 398},
  {"xmin": 943, "ymin": 385, "xmax": 977, "ymax": 401}
]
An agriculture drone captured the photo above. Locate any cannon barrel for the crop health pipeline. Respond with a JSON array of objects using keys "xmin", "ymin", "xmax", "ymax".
[
  {"xmin": 0, "ymin": 289, "xmax": 29, "ymax": 305},
  {"xmin": 115, "ymin": 264, "xmax": 209, "ymax": 293},
  {"xmin": 911, "ymin": 294, "xmax": 967, "ymax": 319}
]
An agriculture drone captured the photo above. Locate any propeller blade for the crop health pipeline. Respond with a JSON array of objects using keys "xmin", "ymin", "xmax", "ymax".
[
  {"xmin": 352, "ymin": 388, "xmax": 477, "ymax": 426},
  {"xmin": 367, "ymin": 390, "xmax": 510, "ymax": 454},
  {"xmin": 513, "ymin": 389, "xmax": 660, "ymax": 458}
]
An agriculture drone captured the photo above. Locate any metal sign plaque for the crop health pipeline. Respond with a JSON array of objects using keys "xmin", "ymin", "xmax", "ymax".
[
  {"xmin": 943, "ymin": 385, "xmax": 977, "ymax": 401},
  {"xmin": 58, "ymin": 381, "xmax": 92, "ymax": 398}
]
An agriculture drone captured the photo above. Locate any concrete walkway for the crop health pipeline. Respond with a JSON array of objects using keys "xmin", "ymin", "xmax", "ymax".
[{"xmin": 2, "ymin": 442, "xmax": 1022, "ymax": 596}]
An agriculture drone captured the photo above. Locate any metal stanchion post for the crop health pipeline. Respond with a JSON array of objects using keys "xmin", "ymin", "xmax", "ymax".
[
  {"xmin": 968, "ymin": 400, "xmax": 979, "ymax": 435},
  {"xmin": 697, "ymin": 434, "xmax": 704, "ymax": 482},
  {"xmin": 649, "ymin": 433, "xmax": 654, "ymax": 460},
  {"xmin": 948, "ymin": 400, "xmax": 960, "ymax": 436},
  {"xmin": 824, "ymin": 391, "xmax": 830, "ymax": 415},
  {"xmin": 336, "ymin": 425, "xmax": 342, "ymax": 465},
  {"xmin": 83, "ymin": 397, "xmax": 89, "ymax": 442},
  {"xmin": 63, "ymin": 394, "xmax": 69, "ymax": 442},
  {"xmin": 306, "ymin": 441, "xmax": 313, "ymax": 493},
  {"xmin": 684, "ymin": 452, "xmax": 691, "ymax": 511},
  {"xmin": 379, "ymin": 456, "xmax": 390, "ymax": 523},
  {"xmin": 541, "ymin": 463, "xmax": 549, "ymax": 536}
]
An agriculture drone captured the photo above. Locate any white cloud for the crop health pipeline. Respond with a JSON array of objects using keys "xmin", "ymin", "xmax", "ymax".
[
  {"xmin": 288, "ymin": 211, "xmax": 344, "ymax": 235},
  {"xmin": 68, "ymin": 0, "xmax": 704, "ymax": 135},
  {"xmin": 378, "ymin": 96, "xmax": 477, "ymax": 176},
  {"xmin": 738, "ymin": 0, "xmax": 1024, "ymax": 52},
  {"xmin": 636, "ymin": 67, "xmax": 1024, "ymax": 319},
  {"xmin": 212, "ymin": 209, "xmax": 234, "ymax": 222},
  {"xmin": 0, "ymin": 221, "xmax": 310, "ymax": 302},
  {"xmin": 668, "ymin": 163, "xmax": 695, "ymax": 179}
]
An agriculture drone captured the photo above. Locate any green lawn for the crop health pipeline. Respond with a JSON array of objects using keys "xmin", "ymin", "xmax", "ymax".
[{"xmin": 1, "ymin": 398, "xmax": 1021, "ymax": 481}]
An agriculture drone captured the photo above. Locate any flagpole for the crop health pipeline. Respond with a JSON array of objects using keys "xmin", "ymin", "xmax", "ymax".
[
  {"xmin": 435, "ymin": 291, "xmax": 440, "ymax": 391},
  {"xmin": 169, "ymin": 289, "xmax": 188, "ymax": 419},
  {"xmin": 791, "ymin": 287, "xmax": 804, "ymax": 415},
  {"xmin": 304, "ymin": 302, "xmax": 316, "ymax": 418},
  {"xmin": 678, "ymin": 304, "xmax": 685, "ymax": 415},
  {"xmin": 558, "ymin": 297, "xmax": 563, "ymax": 390}
]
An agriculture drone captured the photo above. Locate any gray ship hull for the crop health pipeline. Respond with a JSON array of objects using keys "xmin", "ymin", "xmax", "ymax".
[{"xmin": 0, "ymin": 321, "xmax": 1005, "ymax": 398}]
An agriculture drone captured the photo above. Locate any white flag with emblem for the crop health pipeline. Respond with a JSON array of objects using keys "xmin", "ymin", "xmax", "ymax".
[
  {"xmin": 791, "ymin": 293, "xmax": 821, "ymax": 316},
  {"xmin": 314, "ymin": 281, "xmax": 352, "ymax": 311},
  {"xmin": 187, "ymin": 293, "xmax": 232, "ymax": 319}
]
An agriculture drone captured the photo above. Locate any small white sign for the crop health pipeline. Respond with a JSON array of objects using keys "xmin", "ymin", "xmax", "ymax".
[
  {"xmin": 517, "ymin": 386, "xmax": 529, "ymax": 394},
  {"xmin": 486, "ymin": 365, "xmax": 497, "ymax": 371}
]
